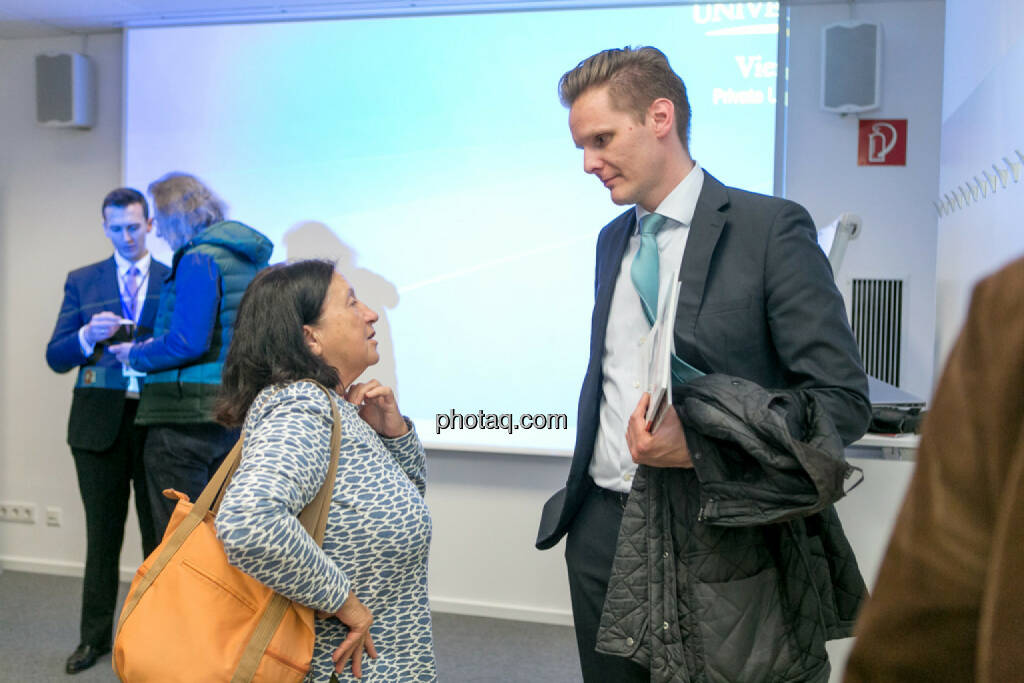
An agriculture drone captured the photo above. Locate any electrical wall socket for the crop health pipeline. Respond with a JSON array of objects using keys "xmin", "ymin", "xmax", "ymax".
[
  {"xmin": 45, "ymin": 506, "xmax": 62, "ymax": 527},
  {"xmin": 0, "ymin": 502, "xmax": 37, "ymax": 524}
]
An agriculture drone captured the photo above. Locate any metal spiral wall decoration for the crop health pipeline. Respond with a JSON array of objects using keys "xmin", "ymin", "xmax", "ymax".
[{"xmin": 934, "ymin": 148, "xmax": 1024, "ymax": 217}]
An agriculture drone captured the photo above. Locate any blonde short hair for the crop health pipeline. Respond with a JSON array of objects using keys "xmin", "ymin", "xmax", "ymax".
[
  {"xmin": 559, "ymin": 46, "xmax": 691, "ymax": 148},
  {"xmin": 148, "ymin": 172, "xmax": 226, "ymax": 250}
]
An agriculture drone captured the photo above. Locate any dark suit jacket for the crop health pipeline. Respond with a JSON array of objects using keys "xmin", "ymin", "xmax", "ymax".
[
  {"xmin": 537, "ymin": 172, "xmax": 870, "ymax": 548},
  {"xmin": 46, "ymin": 256, "xmax": 169, "ymax": 452}
]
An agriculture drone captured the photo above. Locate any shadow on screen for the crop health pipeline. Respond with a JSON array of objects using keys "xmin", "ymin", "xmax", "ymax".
[{"xmin": 283, "ymin": 221, "xmax": 400, "ymax": 398}]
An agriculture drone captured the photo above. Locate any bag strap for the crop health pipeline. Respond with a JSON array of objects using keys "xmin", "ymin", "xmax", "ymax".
[
  {"xmin": 115, "ymin": 380, "xmax": 343, "ymax": 665},
  {"xmin": 296, "ymin": 381, "xmax": 343, "ymax": 544},
  {"xmin": 211, "ymin": 380, "xmax": 341, "ymax": 543},
  {"xmin": 232, "ymin": 381, "xmax": 342, "ymax": 682}
]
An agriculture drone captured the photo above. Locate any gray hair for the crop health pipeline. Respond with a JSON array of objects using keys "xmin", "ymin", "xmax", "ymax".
[{"xmin": 148, "ymin": 172, "xmax": 226, "ymax": 250}]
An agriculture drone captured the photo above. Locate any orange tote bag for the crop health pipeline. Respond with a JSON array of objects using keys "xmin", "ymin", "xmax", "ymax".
[{"xmin": 113, "ymin": 382, "xmax": 341, "ymax": 682}]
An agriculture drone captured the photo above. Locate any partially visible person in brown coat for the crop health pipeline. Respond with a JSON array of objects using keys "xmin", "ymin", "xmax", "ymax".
[{"xmin": 844, "ymin": 253, "xmax": 1024, "ymax": 683}]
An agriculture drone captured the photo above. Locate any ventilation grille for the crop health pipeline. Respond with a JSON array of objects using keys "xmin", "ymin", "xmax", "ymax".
[{"xmin": 851, "ymin": 278, "xmax": 903, "ymax": 386}]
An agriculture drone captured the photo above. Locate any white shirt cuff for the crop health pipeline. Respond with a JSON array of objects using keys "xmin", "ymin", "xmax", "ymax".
[{"xmin": 78, "ymin": 326, "xmax": 96, "ymax": 357}]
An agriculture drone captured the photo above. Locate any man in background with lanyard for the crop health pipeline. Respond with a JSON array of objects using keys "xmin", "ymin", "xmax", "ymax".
[{"xmin": 46, "ymin": 187, "xmax": 170, "ymax": 675}]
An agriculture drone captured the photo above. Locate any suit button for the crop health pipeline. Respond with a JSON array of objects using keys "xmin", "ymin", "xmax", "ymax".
[{"xmin": 625, "ymin": 637, "xmax": 634, "ymax": 647}]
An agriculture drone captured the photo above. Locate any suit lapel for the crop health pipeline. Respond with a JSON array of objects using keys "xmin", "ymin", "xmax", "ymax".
[
  {"xmin": 570, "ymin": 211, "xmax": 633, "ymax": 480},
  {"xmin": 592, "ymin": 212, "xmax": 634, "ymax": 355},
  {"xmin": 675, "ymin": 173, "xmax": 729, "ymax": 371},
  {"xmin": 96, "ymin": 256, "xmax": 122, "ymax": 314},
  {"xmin": 566, "ymin": 210, "xmax": 648, "ymax": 534}
]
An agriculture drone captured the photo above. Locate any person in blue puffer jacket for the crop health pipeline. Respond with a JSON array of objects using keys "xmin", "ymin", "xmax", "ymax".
[{"xmin": 111, "ymin": 172, "xmax": 272, "ymax": 541}]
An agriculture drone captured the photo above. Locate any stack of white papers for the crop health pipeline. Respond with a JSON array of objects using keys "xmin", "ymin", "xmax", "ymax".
[{"xmin": 644, "ymin": 266, "xmax": 681, "ymax": 433}]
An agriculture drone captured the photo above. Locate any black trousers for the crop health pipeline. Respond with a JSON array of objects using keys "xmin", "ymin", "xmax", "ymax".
[
  {"xmin": 565, "ymin": 483, "xmax": 649, "ymax": 682},
  {"xmin": 144, "ymin": 422, "xmax": 240, "ymax": 542},
  {"xmin": 71, "ymin": 399, "xmax": 157, "ymax": 649}
]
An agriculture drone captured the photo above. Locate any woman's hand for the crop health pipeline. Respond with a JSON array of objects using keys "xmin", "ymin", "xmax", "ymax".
[
  {"xmin": 345, "ymin": 380, "xmax": 408, "ymax": 438},
  {"xmin": 332, "ymin": 591, "xmax": 378, "ymax": 679}
]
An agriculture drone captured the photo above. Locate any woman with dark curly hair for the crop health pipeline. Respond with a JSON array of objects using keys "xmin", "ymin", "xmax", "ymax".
[{"xmin": 214, "ymin": 259, "xmax": 436, "ymax": 682}]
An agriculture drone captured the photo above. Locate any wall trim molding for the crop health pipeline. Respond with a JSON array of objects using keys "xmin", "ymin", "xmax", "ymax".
[
  {"xmin": 0, "ymin": 555, "xmax": 138, "ymax": 583},
  {"xmin": 428, "ymin": 596, "xmax": 573, "ymax": 626},
  {"xmin": 0, "ymin": 556, "xmax": 575, "ymax": 626}
]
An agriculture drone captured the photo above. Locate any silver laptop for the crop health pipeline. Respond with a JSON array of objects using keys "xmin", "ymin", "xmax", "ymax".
[{"xmin": 867, "ymin": 375, "xmax": 926, "ymax": 409}]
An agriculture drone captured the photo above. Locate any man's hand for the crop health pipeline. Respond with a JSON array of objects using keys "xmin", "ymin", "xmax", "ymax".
[
  {"xmin": 82, "ymin": 311, "xmax": 123, "ymax": 345},
  {"xmin": 626, "ymin": 392, "xmax": 693, "ymax": 468},
  {"xmin": 345, "ymin": 380, "xmax": 408, "ymax": 438},
  {"xmin": 332, "ymin": 591, "xmax": 378, "ymax": 679},
  {"xmin": 108, "ymin": 342, "xmax": 134, "ymax": 365}
]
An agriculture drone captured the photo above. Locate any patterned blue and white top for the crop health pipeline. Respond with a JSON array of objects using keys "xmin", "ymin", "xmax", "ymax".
[{"xmin": 216, "ymin": 380, "xmax": 436, "ymax": 682}]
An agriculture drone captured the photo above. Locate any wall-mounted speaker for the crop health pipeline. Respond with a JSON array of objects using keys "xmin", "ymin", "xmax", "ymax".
[
  {"xmin": 821, "ymin": 21, "xmax": 882, "ymax": 114},
  {"xmin": 35, "ymin": 52, "xmax": 95, "ymax": 129}
]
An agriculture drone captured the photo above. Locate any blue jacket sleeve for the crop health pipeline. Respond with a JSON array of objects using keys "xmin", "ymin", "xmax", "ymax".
[
  {"xmin": 46, "ymin": 272, "xmax": 93, "ymax": 373},
  {"xmin": 129, "ymin": 252, "xmax": 221, "ymax": 373}
]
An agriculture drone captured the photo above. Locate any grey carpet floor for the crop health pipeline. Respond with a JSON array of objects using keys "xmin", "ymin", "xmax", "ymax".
[{"xmin": 0, "ymin": 570, "xmax": 581, "ymax": 682}]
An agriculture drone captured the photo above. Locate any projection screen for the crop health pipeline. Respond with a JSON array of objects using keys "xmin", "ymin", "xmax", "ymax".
[{"xmin": 124, "ymin": 2, "xmax": 781, "ymax": 454}]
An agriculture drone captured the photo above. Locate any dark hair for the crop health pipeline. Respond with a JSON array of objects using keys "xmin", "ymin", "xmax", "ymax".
[
  {"xmin": 215, "ymin": 259, "xmax": 340, "ymax": 427},
  {"xmin": 101, "ymin": 187, "xmax": 149, "ymax": 221},
  {"xmin": 559, "ymin": 46, "xmax": 692, "ymax": 149}
]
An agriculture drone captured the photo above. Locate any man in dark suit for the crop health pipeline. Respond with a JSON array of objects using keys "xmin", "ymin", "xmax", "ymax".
[
  {"xmin": 536, "ymin": 47, "xmax": 870, "ymax": 681},
  {"xmin": 45, "ymin": 187, "xmax": 169, "ymax": 675}
]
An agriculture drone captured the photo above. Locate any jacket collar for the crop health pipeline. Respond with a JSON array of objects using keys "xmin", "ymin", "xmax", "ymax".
[{"xmin": 677, "ymin": 172, "xmax": 729, "ymax": 317}]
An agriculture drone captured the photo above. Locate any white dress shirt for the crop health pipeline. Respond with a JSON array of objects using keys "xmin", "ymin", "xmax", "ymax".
[
  {"xmin": 78, "ymin": 252, "xmax": 154, "ymax": 356},
  {"xmin": 589, "ymin": 164, "xmax": 705, "ymax": 492},
  {"xmin": 78, "ymin": 252, "xmax": 153, "ymax": 397}
]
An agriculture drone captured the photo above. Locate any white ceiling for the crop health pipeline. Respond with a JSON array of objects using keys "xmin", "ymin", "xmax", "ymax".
[
  {"xmin": 0, "ymin": 0, "xmax": 663, "ymax": 38},
  {"xmin": 0, "ymin": 0, "xmax": 927, "ymax": 39}
]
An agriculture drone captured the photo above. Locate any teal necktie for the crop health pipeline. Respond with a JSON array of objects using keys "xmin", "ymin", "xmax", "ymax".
[
  {"xmin": 630, "ymin": 213, "xmax": 704, "ymax": 384},
  {"xmin": 631, "ymin": 213, "xmax": 668, "ymax": 326}
]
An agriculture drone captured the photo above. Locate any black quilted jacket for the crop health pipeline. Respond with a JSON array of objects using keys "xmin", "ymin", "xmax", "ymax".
[{"xmin": 595, "ymin": 374, "xmax": 867, "ymax": 683}]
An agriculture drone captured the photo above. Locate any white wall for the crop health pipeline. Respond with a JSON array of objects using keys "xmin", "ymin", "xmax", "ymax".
[
  {"xmin": 425, "ymin": 451, "xmax": 573, "ymax": 623},
  {"xmin": 0, "ymin": 4, "xmax": 939, "ymax": 657},
  {"xmin": 0, "ymin": 33, "xmax": 138, "ymax": 573},
  {"xmin": 935, "ymin": 0, "xmax": 1024, "ymax": 364},
  {"xmin": 785, "ymin": 1, "xmax": 945, "ymax": 400}
]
